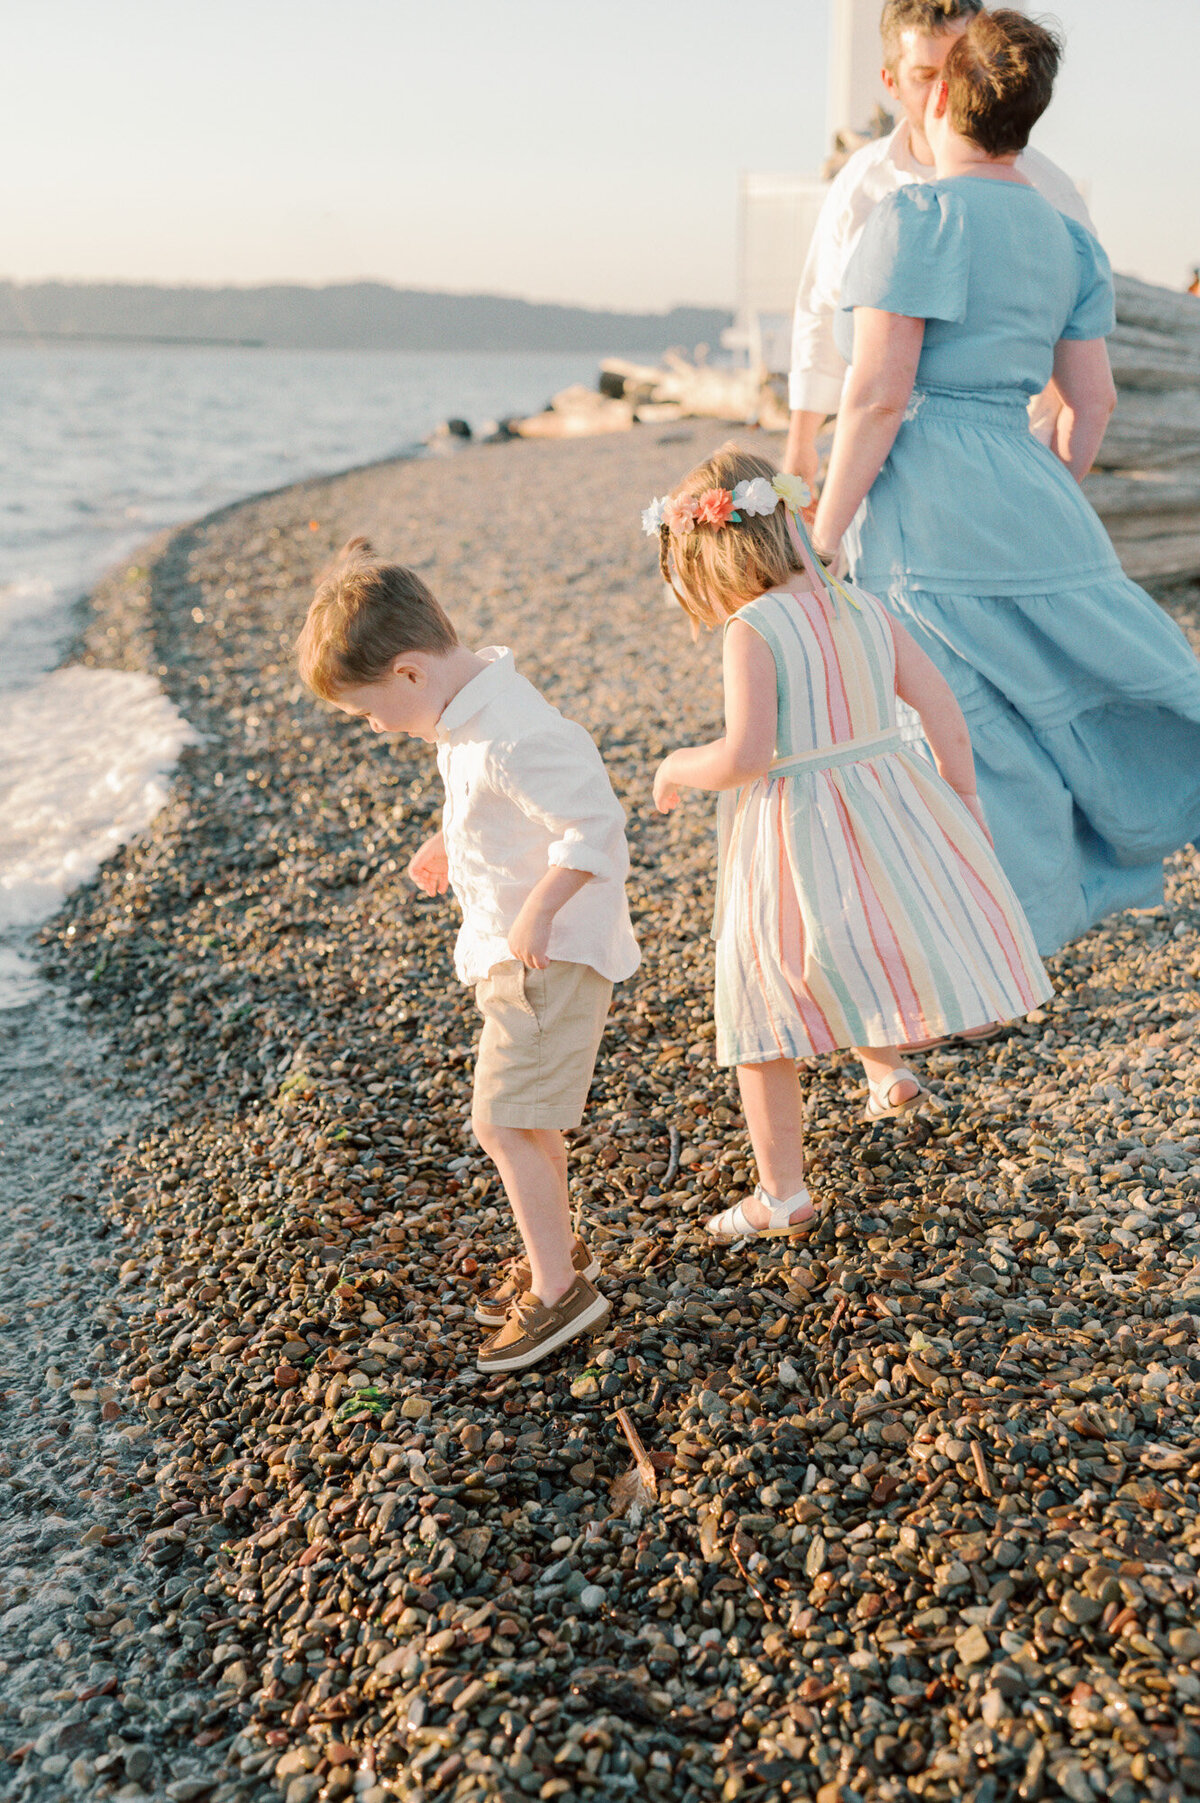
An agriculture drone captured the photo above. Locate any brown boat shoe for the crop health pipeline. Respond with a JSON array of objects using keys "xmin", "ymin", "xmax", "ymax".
[
  {"xmin": 476, "ymin": 1275, "xmax": 610, "ymax": 1373},
  {"xmin": 473, "ymin": 1235, "xmax": 599, "ymax": 1327}
]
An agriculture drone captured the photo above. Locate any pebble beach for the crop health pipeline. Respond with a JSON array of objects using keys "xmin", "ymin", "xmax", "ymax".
[{"xmin": 4, "ymin": 420, "xmax": 1200, "ymax": 1803}]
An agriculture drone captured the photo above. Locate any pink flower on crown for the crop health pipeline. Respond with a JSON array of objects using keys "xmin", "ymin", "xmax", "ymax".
[
  {"xmin": 695, "ymin": 487, "xmax": 736, "ymax": 527},
  {"xmin": 662, "ymin": 494, "xmax": 698, "ymax": 537}
]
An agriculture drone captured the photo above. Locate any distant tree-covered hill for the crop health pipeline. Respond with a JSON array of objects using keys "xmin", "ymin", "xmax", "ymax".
[{"xmin": 0, "ymin": 281, "xmax": 731, "ymax": 353}]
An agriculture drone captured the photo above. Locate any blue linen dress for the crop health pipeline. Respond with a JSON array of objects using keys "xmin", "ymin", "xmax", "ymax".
[{"xmin": 834, "ymin": 178, "xmax": 1200, "ymax": 954}]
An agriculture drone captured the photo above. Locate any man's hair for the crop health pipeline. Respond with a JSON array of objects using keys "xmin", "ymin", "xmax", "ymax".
[
  {"xmin": 296, "ymin": 537, "xmax": 457, "ymax": 700},
  {"xmin": 657, "ymin": 445, "xmax": 803, "ymax": 635},
  {"xmin": 880, "ymin": 0, "xmax": 983, "ymax": 70},
  {"xmin": 942, "ymin": 9, "xmax": 1062, "ymax": 156}
]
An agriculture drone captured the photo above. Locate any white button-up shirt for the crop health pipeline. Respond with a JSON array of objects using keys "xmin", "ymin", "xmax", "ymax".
[
  {"xmin": 434, "ymin": 647, "xmax": 640, "ymax": 987},
  {"xmin": 789, "ymin": 121, "xmax": 1095, "ymax": 414}
]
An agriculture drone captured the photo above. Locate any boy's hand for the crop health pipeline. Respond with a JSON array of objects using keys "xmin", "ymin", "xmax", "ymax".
[
  {"xmin": 653, "ymin": 755, "xmax": 681, "ymax": 814},
  {"xmin": 408, "ymin": 832, "xmax": 449, "ymax": 895},
  {"xmin": 507, "ymin": 899, "xmax": 552, "ymax": 970}
]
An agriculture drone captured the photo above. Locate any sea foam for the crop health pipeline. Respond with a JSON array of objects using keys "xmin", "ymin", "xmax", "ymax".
[{"xmin": 0, "ymin": 665, "xmax": 195, "ymax": 935}]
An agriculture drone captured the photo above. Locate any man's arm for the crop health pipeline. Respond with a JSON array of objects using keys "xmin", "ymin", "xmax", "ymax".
[
  {"xmin": 782, "ymin": 409, "xmax": 829, "ymax": 491},
  {"xmin": 783, "ymin": 176, "xmax": 857, "ymax": 481}
]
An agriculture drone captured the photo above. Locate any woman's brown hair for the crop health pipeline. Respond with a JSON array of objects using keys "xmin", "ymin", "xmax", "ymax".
[
  {"xmin": 941, "ymin": 9, "xmax": 1062, "ymax": 157},
  {"xmin": 658, "ymin": 445, "xmax": 803, "ymax": 634},
  {"xmin": 296, "ymin": 537, "xmax": 457, "ymax": 700}
]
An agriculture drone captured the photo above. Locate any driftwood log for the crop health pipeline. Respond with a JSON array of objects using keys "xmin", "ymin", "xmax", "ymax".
[{"xmin": 1086, "ymin": 275, "xmax": 1200, "ymax": 581}]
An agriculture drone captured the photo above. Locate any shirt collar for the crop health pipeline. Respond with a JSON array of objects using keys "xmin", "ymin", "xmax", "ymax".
[
  {"xmin": 889, "ymin": 120, "xmax": 935, "ymax": 180},
  {"xmin": 436, "ymin": 646, "xmax": 516, "ymax": 738}
]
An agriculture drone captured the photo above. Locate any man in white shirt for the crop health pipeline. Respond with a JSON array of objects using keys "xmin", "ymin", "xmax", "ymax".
[
  {"xmin": 783, "ymin": 0, "xmax": 1094, "ymax": 484},
  {"xmin": 297, "ymin": 544, "xmax": 638, "ymax": 1373}
]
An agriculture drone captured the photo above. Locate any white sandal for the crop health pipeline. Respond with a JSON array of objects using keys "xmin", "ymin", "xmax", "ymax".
[
  {"xmin": 705, "ymin": 1183, "xmax": 817, "ymax": 1243},
  {"xmin": 864, "ymin": 1065, "xmax": 936, "ymax": 1121}
]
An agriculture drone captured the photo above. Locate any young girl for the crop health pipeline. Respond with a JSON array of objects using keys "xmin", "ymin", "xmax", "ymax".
[{"xmin": 646, "ymin": 446, "xmax": 1051, "ymax": 1241}]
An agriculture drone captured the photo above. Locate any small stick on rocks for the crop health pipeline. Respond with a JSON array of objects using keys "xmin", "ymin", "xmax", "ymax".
[
  {"xmin": 664, "ymin": 1125, "xmax": 682, "ymax": 1189},
  {"xmin": 971, "ymin": 1440, "xmax": 994, "ymax": 1497},
  {"xmin": 907, "ymin": 1469, "xmax": 950, "ymax": 1513},
  {"xmin": 609, "ymin": 1408, "xmax": 659, "ymax": 1518},
  {"xmin": 731, "ymin": 1535, "xmax": 778, "ymax": 1623},
  {"xmin": 615, "ymin": 1407, "xmax": 658, "ymax": 1494}
]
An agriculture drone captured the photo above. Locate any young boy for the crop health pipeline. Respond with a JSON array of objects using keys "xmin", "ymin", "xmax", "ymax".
[{"xmin": 297, "ymin": 539, "xmax": 639, "ymax": 1371}]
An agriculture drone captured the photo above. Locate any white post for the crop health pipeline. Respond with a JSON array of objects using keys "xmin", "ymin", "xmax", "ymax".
[{"xmin": 828, "ymin": 0, "xmax": 887, "ymax": 143}]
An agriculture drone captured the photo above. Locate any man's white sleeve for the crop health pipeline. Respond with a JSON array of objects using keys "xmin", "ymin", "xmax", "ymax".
[
  {"xmin": 1018, "ymin": 146, "xmax": 1095, "ymax": 232},
  {"xmin": 788, "ymin": 183, "xmax": 854, "ymax": 417}
]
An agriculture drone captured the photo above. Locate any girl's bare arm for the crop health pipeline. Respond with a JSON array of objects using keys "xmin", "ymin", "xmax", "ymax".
[{"xmin": 653, "ymin": 621, "xmax": 777, "ymax": 809}]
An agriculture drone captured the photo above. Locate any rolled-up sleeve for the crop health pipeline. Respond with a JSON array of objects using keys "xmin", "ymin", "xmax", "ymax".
[{"xmin": 490, "ymin": 727, "xmax": 624, "ymax": 882}]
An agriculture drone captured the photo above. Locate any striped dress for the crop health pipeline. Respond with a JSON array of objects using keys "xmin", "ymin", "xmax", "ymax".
[{"xmin": 714, "ymin": 584, "xmax": 1051, "ymax": 1066}]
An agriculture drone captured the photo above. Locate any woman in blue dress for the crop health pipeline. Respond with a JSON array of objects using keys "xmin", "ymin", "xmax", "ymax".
[{"xmin": 810, "ymin": 8, "xmax": 1200, "ymax": 956}]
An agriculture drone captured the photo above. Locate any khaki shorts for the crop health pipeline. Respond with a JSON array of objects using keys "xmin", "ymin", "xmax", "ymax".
[{"xmin": 473, "ymin": 959, "xmax": 613, "ymax": 1130}]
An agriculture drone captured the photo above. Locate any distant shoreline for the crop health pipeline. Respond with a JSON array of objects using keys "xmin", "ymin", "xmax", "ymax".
[
  {"xmin": 0, "ymin": 278, "xmax": 731, "ymax": 356},
  {"xmin": 0, "ymin": 328, "xmax": 265, "ymax": 347}
]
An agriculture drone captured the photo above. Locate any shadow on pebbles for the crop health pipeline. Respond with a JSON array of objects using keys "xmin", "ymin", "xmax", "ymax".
[{"xmin": 5, "ymin": 423, "xmax": 1200, "ymax": 1803}]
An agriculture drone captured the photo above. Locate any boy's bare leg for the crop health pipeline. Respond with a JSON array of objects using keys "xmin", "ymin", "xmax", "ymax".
[
  {"xmin": 735, "ymin": 1059, "xmax": 809, "ymax": 1227},
  {"xmin": 472, "ymin": 1120, "xmax": 575, "ymax": 1304}
]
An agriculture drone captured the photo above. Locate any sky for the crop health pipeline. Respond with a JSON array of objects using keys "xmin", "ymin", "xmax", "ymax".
[{"xmin": 4, "ymin": 0, "xmax": 1197, "ymax": 311}]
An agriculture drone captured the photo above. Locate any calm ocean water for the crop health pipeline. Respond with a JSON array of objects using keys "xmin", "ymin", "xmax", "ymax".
[{"xmin": 0, "ymin": 342, "xmax": 604, "ymax": 1006}]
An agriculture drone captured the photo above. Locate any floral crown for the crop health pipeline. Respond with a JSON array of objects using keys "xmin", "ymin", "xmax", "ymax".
[{"xmin": 642, "ymin": 471, "xmax": 810, "ymax": 539}]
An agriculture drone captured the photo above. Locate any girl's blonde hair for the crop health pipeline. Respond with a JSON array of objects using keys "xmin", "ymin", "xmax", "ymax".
[
  {"xmin": 658, "ymin": 445, "xmax": 803, "ymax": 633},
  {"xmin": 297, "ymin": 537, "xmax": 457, "ymax": 700}
]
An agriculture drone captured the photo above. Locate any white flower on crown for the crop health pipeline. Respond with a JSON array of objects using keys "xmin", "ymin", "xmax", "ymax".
[
  {"xmin": 641, "ymin": 496, "xmax": 667, "ymax": 535},
  {"xmin": 731, "ymin": 477, "xmax": 780, "ymax": 518}
]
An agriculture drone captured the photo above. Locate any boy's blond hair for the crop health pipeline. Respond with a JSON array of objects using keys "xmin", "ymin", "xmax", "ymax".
[
  {"xmin": 658, "ymin": 446, "xmax": 804, "ymax": 634},
  {"xmin": 297, "ymin": 537, "xmax": 457, "ymax": 700}
]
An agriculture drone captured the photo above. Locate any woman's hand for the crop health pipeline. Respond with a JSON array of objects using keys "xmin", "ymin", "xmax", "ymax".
[
  {"xmin": 653, "ymin": 755, "xmax": 682, "ymax": 813},
  {"xmin": 810, "ymin": 537, "xmax": 847, "ymax": 580},
  {"xmin": 407, "ymin": 831, "xmax": 449, "ymax": 895}
]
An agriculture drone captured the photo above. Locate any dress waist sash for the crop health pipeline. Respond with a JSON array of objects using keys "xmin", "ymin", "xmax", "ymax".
[
  {"xmin": 713, "ymin": 727, "xmax": 906, "ymax": 941},
  {"xmin": 769, "ymin": 728, "xmax": 902, "ymax": 778},
  {"xmin": 906, "ymin": 385, "xmax": 1032, "ymax": 432}
]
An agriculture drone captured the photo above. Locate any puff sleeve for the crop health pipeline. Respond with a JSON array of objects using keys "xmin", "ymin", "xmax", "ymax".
[
  {"xmin": 841, "ymin": 185, "xmax": 970, "ymax": 322},
  {"xmin": 1060, "ymin": 217, "xmax": 1116, "ymax": 341}
]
